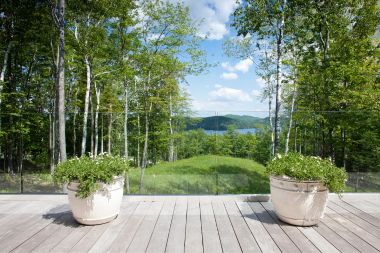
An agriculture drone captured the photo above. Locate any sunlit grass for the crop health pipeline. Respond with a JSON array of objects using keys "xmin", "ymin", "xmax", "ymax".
[{"xmin": 127, "ymin": 155, "xmax": 270, "ymax": 194}]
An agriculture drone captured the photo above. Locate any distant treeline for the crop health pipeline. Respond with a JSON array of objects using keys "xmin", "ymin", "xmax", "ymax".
[{"xmin": 186, "ymin": 115, "xmax": 270, "ymax": 130}]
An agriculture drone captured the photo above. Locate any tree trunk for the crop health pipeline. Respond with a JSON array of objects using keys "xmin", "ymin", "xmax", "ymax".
[
  {"xmin": 73, "ymin": 88, "xmax": 78, "ymax": 156},
  {"xmin": 58, "ymin": 0, "xmax": 67, "ymax": 165},
  {"xmin": 304, "ymin": 128, "xmax": 307, "ymax": 156},
  {"xmin": 342, "ymin": 128, "xmax": 346, "ymax": 170},
  {"xmin": 7, "ymin": 40, "xmax": 13, "ymax": 176},
  {"xmin": 135, "ymin": 80, "xmax": 140, "ymax": 168},
  {"xmin": 90, "ymin": 88, "xmax": 94, "ymax": 155},
  {"xmin": 108, "ymin": 109, "xmax": 112, "ymax": 155},
  {"xmin": 274, "ymin": 0, "xmax": 286, "ymax": 155},
  {"xmin": 126, "ymin": 174, "xmax": 130, "ymax": 194},
  {"xmin": 124, "ymin": 78, "xmax": 128, "ymax": 159},
  {"xmin": 139, "ymin": 64, "xmax": 151, "ymax": 194},
  {"xmin": 81, "ymin": 55, "xmax": 91, "ymax": 156},
  {"xmin": 285, "ymin": 84, "xmax": 297, "ymax": 155},
  {"xmin": 101, "ymin": 115, "xmax": 104, "ymax": 154},
  {"xmin": 94, "ymin": 82, "xmax": 100, "ymax": 157},
  {"xmin": 168, "ymin": 94, "xmax": 174, "ymax": 162}
]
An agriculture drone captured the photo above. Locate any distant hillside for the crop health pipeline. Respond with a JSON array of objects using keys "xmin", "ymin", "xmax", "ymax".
[{"xmin": 186, "ymin": 115, "xmax": 270, "ymax": 130}]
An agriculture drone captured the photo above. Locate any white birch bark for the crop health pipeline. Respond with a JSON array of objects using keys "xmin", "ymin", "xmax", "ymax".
[
  {"xmin": 90, "ymin": 88, "xmax": 94, "ymax": 155},
  {"xmin": 285, "ymin": 67, "xmax": 297, "ymax": 155},
  {"xmin": 274, "ymin": 0, "xmax": 286, "ymax": 155},
  {"xmin": 135, "ymin": 80, "xmax": 140, "ymax": 167},
  {"xmin": 168, "ymin": 94, "xmax": 174, "ymax": 162},
  {"xmin": 81, "ymin": 55, "xmax": 91, "ymax": 156},
  {"xmin": 124, "ymin": 78, "xmax": 128, "ymax": 159},
  {"xmin": 73, "ymin": 88, "xmax": 78, "ymax": 156},
  {"xmin": 58, "ymin": 0, "xmax": 67, "ymax": 167},
  {"xmin": 94, "ymin": 82, "xmax": 100, "ymax": 157},
  {"xmin": 139, "ymin": 63, "xmax": 151, "ymax": 194}
]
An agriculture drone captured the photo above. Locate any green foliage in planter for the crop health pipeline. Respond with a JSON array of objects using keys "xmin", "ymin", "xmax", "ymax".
[
  {"xmin": 266, "ymin": 152, "xmax": 347, "ymax": 196},
  {"xmin": 53, "ymin": 153, "xmax": 129, "ymax": 199}
]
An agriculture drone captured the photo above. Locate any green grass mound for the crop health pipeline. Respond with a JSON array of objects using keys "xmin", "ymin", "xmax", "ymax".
[{"xmin": 128, "ymin": 155, "xmax": 270, "ymax": 194}]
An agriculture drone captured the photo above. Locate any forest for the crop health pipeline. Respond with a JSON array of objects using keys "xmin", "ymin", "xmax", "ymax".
[{"xmin": 0, "ymin": 0, "xmax": 380, "ymax": 194}]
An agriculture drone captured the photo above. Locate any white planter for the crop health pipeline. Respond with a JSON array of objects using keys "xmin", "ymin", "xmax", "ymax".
[
  {"xmin": 67, "ymin": 176, "xmax": 124, "ymax": 225},
  {"xmin": 270, "ymin": 175, "xmax": 329, "ymax": 226}
]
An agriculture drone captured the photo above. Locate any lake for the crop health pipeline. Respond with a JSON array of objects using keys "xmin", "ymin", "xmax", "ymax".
[{"xmin": 204, "ymin": 128, "xmax": 256, "ymax": 135}]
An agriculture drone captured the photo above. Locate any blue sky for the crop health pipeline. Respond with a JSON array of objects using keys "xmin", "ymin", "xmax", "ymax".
[{"xmin": 172, "ymin": 0, "xmax": 270, "ymax": 117}]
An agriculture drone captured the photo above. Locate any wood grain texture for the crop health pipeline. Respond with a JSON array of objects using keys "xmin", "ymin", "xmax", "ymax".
[
  {"xmin": 321, "ymin": 214, "xmax": 378, "ymax": 253},
  {"xmin": 248, "ymin": 202, "xmax": 300, "ymax": 253},
  {"xmin": 260, "ymin": 202, "xmax": 320, "ymax": 253},
  {"xmin": 12, "ymin": 212, "xmax": 73, "ymax": 253},
  {"xmin": 88, "ymin": 201, "xmax": 139, "ymax": 253},
  {"xmin": 328, "ymin": 201, "xmax": 380, "ymax": 238},
  {"xmin": 0, "ymin": 202, "xmax": 67, "ymax": 252},
  {"xmin": 200, "ymin": 201, "xmax": 223, "ymax": 253},
  {"xmin": 185, "ymin": 202, "xmax": 203, "ymax": 253},
  {"xmin": 126, "ymin": 202, "xmax": 163, "ymax": 253},
  {"xmin": 107, "ymin": 202, "xmax": 151, "ymax": 253},
  {"xmin": 324, "ymin": 206, "xmax": 380, "ymax": 251},
  {"xmin": 236, "ymin": 202, "xmax": 280, "ymax": 253},
  {"xmin": 332, "ymin": 200, "xmax": 380, "ymax": 227},
  {"xmin": 224, "ymin": 202, "xmax": 261, "ymax": 253},
  {"xmin": 146, "ymin": 202, "xmax": 175, "ymax": 253},
  {"xmin": 165, "ymin": 202, "xmax": 187, "ymax": 253},
  {"xmin": 212, "ymin": 202, "xmax": 242, "ymax": 253}
]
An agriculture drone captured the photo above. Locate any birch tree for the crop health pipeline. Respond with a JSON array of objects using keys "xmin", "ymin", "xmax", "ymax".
[
  {"xmin": 136, "ymin": 0, "xmax": 209, "ymax": 193},
  {"xmin": 232, "ymin": 0, "xmax": 290, "ymax": 154}
]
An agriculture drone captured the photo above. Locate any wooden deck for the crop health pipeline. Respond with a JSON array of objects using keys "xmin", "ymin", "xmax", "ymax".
[{"xmin": 0, "ymin": 194, "xmax": 379, "ymax": 252}]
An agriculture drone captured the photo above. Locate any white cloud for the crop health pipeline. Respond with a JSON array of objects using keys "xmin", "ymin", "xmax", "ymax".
[
  {"xmin": 206, "ymin": 85, "xmax": 209, "ymax": 88},
  {"xmin": 220, "ymin": 73, "xmax": 238, "ymax": 80},
  {"xmin": 256, "ymin": 78, "xmax": 266, "ymax": 88},
  {"xmin": 169, "ymin": 0, "xmax": 239, "ymax": 40},
  {"xmin": 221, "ymin": 59, "xmax": 253, "ymax": 73},
  {"xmin": 209, "ymin": 87, "xmax": 252, "ymax": 102},
  {"xmin": 251, "ymin": 90, "xmax": 261, "ymax": 96},
  {"xmin": 214, "ymin": 84, "xmax": 222, "ymax": 88}
]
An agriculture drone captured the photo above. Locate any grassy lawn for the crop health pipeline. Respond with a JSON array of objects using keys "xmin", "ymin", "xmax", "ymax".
[{"xmin": 128, "ymin": 155, "xmax": 271, "ymax": 194}]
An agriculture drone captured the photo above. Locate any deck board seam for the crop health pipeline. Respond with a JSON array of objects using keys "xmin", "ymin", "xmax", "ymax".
[
  {"xmin": 222, "ymin": 201, "xmax": 244, "ymax": 253},
  {"xmin": 247, "ymin": 202, "xmax": 290, "ymax": 253},
  {"xmin": 260, "ymin": 202, "xmax": 314, "ymax": 253},
  {"xmin": 330, "ymin": 200, "xmax": 380, "ymax": 236},
  {"xmin": 164, "ymin": 202, "xmax": 178, "ymax": 253}
]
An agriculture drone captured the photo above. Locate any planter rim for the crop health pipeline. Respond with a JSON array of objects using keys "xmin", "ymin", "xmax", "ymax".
[
  {"xmin": 270, "ymin": 174, "xmax": 323, "ymax": 183},
  {"xmin": 67, "ymin": 175, "xmax": 124, "ymax": 193}
]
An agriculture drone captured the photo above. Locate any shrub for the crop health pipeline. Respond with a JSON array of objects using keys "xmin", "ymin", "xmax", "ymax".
[
  {"xmin": 266, "ymin": 152, "xmax": 347, "ymax": 196},
  {"xmin": 53, "ymin": 153, "xmax": 129, "ymax": 199}
]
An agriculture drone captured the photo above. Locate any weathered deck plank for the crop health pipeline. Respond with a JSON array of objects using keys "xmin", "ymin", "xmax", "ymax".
[
  {"xmin": 328, "ymin": 201, "xmax": 380, "ymax": 238},
  {"xmin": 224, "ymin": 202, "xmax": 261, "ymax": 253},
  {"xmin": 126, "ymin": 202, "xmax": 163, "ymax": 253},
  {"xmin": 87, "ymin": 201, "xmax": 139, "ymax": 253},
  {"xmin": 200, "ymin": 201, "xmax": 223, "ymax": 253},
  {"xmin": 248, "ymin": 202, "xmax": 301, "ymax": 253},
  {"xmin": 165, "ymin": 202, "xmax": 187, "ymax": 253},
  {"xmin": 107, "ymin": 202, "xmax": 151, "ymax": 253},
  {"xmin": 185, "ymin": 202, "xmax": 203, "ymax": 253},
  {"xmin": 0, "ymin": 195, "xmax": 380, "ymax": 253},
  {"xmin": 236, "ymin": 202, "xmax": 281, "ymax": 253},
  {"xmin": 212, "ymin": 202, "xmax": 242, "ymax": 253},
  {"xmin": 321, "ymin": 214, "xmax": 378, "ymax": 253},
  {"xmin": 260, "ymin": 202, "xmax": 320, "ymax": 253},
  {"xmin": 324, "ymin": 206, "xmax": 380, "ymax": 251},
  {"xmin": 146, "ymin": 202, "xmax": 175, "ymax": 253}
]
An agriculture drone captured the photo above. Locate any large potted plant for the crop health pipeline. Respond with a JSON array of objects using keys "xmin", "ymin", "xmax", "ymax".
[
  {"xmin": 266, "ymin": 153, "xmax": 347, "ymax": 226},
  {"xmin": 53, "ymin": 153, "xmax": 128, "ymax": 225}
]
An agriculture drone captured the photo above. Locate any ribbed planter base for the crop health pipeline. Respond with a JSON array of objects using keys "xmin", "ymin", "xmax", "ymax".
[
  {"xmin": 68, "ymin": 176, "xmax": 124, "ymax": 225},
  {"xmin": 270, "ymin": 175, "xmax": 328, "ymax": 226}
]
